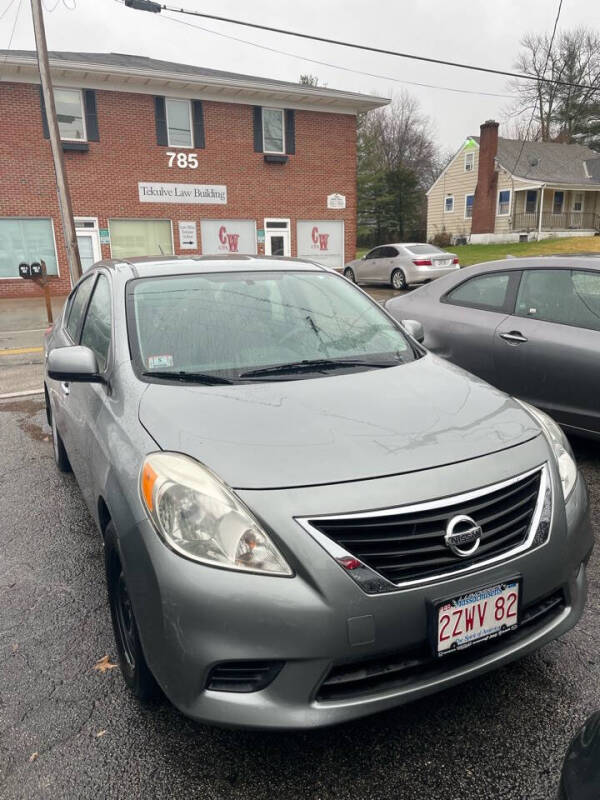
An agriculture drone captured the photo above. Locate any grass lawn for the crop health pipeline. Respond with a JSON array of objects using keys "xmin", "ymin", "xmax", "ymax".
[{"xmin": 356, "ymin": 236, "xmax": 600, "ymax": 266}]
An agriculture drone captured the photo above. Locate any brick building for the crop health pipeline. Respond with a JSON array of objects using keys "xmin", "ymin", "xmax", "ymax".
[{"xmin": 0, "ymin": 50, "xmax": 386, "ymax": 297}]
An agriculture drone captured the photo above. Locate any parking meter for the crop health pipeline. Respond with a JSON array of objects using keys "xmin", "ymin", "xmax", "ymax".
[{"xmin": 18, "ymin": 262, "xmax": 31, "ymax": 278}]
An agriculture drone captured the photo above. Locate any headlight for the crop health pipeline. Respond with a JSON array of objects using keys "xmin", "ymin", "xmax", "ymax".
[
  {"xmin": 140, "ymin": 452, "xmax": 292, "ymax": 576},
  {"xmin": 517, "ymin": 401, "xmax": 577, "ymax": 500}
]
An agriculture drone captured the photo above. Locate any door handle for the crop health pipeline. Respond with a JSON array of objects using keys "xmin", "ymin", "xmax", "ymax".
[
  {"xmin": 61, "ymin": 381, "xmax": 70, "ymax": 396},
  {"xmin": 500, "ymin": 331, "xmax": 528, "ymax": 344}
]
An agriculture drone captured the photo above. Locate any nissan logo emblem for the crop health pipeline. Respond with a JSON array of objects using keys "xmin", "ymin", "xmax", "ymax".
[{"xmin": 444, "ymin": 514, "xmax": 482, "ymax": 558}]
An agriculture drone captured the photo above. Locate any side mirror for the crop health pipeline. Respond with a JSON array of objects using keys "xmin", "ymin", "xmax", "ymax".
[
  {"xmin": 47, "ymin": 346, "xmax": 105, "ymax": 383},
  {"xmin": 401, "ymin": 319, "xmax": 425, "ymax": 343}
]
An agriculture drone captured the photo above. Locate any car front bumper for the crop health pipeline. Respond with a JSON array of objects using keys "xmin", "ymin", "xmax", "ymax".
[{"xmin": 122, "ymin": 438, "xmax": 593, "ymax": 729}]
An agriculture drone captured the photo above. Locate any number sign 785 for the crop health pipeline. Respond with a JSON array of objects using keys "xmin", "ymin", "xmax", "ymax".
[{"xmin": 167, "ymin": 152, "xmax": 198, "ymax": 169}]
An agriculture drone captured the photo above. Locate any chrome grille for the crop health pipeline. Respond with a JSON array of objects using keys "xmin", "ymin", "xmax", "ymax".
[{"xmin": 301, "ymin": 466, "xmax": 548, "ymax": 589}]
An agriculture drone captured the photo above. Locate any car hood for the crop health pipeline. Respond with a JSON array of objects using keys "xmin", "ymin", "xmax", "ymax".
[{"xmin": 138, "ymin": 354, "xmax": 541, "ymax": 490}]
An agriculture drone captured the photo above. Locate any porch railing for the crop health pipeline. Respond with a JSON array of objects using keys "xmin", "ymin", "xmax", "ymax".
[{"xmin": 513, "ymin": 211, "xmax": 600, "ymax": 232}]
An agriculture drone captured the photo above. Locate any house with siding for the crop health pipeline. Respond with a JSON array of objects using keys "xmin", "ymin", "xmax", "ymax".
[{"xmin": 427, "ymin": 120, "xmax": 600, "ymax": 244}]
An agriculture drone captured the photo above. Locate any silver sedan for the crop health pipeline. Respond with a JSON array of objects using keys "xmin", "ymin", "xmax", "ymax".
[{"xmin": 344, "ymin": 243, "xmax": 460, "ymax": 289}]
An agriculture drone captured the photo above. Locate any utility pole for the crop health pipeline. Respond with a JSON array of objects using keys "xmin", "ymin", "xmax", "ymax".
[{"xmin": 30, "ymin": 0, "xmax": 82, "ymax": 285}]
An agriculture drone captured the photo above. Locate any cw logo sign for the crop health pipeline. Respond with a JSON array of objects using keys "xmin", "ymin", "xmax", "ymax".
[
  {"xmin": 218, "ymin": 225, "xmax": 240, "ymax": 252},
  {"xmin": 311, "ymin": 226, "xmax": 330, "ymax": 251}
]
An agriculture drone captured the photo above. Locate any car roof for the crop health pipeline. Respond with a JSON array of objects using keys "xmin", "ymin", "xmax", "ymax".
[
  {"xmin": 464, "ymin": 255, "xmax": 600, "ymax": 272},
  {"xmin": 93, "ymin": 254, "xmax": 329, "ymax": 278}
]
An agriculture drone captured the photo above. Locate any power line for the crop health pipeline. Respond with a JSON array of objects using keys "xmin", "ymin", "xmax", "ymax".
[
  {"xmin": 0, "ymin": 0, "xmax": 18, "ymax": 20},
  {"xmin": 160, "ymin": 11, "xmax": 515, "ymax": 100},
  {"xmin": 511, "ymin": 0, "xmax": 563, "ymax": 174},
  {"xmin": 147, "ymin": 2, "xmax": 597, "ymax": 92}
]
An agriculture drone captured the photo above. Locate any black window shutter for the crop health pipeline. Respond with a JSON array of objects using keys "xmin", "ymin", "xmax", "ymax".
[
  {"xmin": 253, "ymin": 106, "xmax": 263, "ymax": 152},
  {"xmin": 39, "ymin": 85, "xmax": 50, "ymax": 139},
  {"xmin": 83, "ymin": 89, "xmax": 99, "ymax": 141},
  {"xmin": 154, "ymin": 96, "xmax": 168, "ymax": 146},
  {"xmin": 192, "ymin": 100, "xmax": 205, "ymax": 149},
  {"xmin": 285, "ymin": 109, "xmax": 295, "ymax": 155}
]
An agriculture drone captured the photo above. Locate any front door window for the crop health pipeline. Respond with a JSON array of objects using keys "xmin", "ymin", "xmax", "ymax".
[
  {"xmin": 525, "ymin": 190, "xmax": 537, "ymax": 214},
  {"xmin": 270, "ymin": 235, "xmax": 284, "ymax": 256}
]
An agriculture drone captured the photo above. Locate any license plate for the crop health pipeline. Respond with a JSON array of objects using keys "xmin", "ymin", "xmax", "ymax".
[
  {"xmin": 434, "ymin": 259, "xmax": 451, "ymax": 267},
  {"xmin": 435, "ymin": 580, "xmax": 520, "ymax": 656}
]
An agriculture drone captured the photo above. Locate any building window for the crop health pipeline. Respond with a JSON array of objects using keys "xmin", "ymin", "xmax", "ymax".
[
  {"xmin": 444, "ymin": 195, "xmax": 454, "ymax": 213},
  {"xmin": 497, "ymin": 189, "xmax": 511, "ymax": 216},
  {"xmin": 108, "ymin": 219, "xmax": 173, "ymax": 259},
  {"xmin": 526, "ymin": 190, "xmax": 537, "ymax": 214},
  {"xmin": 55, "ymin": 88, "xmax": 86, "ymax": 141},
  {"xmin": 262, "ymin": 108, "xmax": 285, "ymax": 154},
  {"xmin": 165, "ymin": 98, "xmax": 193, "ymax": 148},
  {"xmin": 465, "ymin": 194, "xmax": 474, "ymax": 218},
  {"xmin": 464, "ymin": 152, "xmax": 474, "ymax": 172},
  {"xmin": 553, "ymin": 190, "xmax": 564, "ymax": 214},
  {"xmin": 572, "ymin": 192, "xmax": 584, "ymax": 212},
  {"xmin": 0, "ymin": 218, "xmax": 58, "ymax": 279}
]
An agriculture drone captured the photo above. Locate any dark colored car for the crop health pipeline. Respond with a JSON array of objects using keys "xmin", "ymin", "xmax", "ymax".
[{"xmin": 385, "ymin": 257, "xmax": 600, "ymax": 440}]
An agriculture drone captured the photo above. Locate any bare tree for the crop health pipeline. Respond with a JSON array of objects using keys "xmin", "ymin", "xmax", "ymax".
[
  {"xmin": 359, "ymin": 91, "xmax": 438, "ymax": 188},
  {"xmin": 357, "ymin": 91, "xmax": 441, "ymax": 245},
  {"xmin": 509, "ymin": 28, "xmax": 600, "ymax": 147}
]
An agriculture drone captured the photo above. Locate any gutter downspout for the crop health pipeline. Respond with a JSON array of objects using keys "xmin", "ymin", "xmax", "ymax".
[{"xmin": 537, "ymin": 185, "xmax": 546, "ymax": 240}]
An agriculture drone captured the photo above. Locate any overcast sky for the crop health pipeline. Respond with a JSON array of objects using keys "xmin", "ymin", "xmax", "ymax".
[{"xmin": 5, "ymin": 0, "xmax": 599, "ymax": 151}]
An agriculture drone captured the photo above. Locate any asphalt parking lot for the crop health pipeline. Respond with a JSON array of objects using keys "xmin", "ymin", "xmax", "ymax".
[{"xmin": 0, "ymin": 394, "xmax": 598, "ymax": 800}]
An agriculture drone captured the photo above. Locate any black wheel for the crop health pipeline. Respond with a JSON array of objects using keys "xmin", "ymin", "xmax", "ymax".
[
  {"xmin": 343, "ymin": 267, "xmax": 356, "ymax": 283},
  {"xmin": 105, "ymin": 523, "xmax": 160, "ymax": 701},
  {"xmin": 49, "ymin": 398, "xmax": 71, "ymax": 473},
  {"xmin": 391, "ymin": 269, "xmax": 407, "ymax": 290}
]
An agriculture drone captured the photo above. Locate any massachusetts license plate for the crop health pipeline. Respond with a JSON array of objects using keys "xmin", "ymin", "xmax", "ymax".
[{"xmin": 436, "ymin": 581, "xmax": 520, "ymax": 656}]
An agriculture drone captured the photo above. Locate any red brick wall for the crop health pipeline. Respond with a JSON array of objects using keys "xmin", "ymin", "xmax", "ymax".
[
  {"xmin": 471, "ymin": 120, "xmax": 499, "ymax": 235},
  {"xmin": 0, "ymin": 82, "xmax": 357, "ymax": 297}
]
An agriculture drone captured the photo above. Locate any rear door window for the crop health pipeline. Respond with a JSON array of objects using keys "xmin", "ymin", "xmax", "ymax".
[
  {"xmin": 515, "ymin": 269, "xmax": 600, "ymax": 332},
  {"xmin": 445, "ymin": 272, "xmax": 513, "ymax": 311},
  {"xmin": 65, "ymin": 276, "xmax": 95, "ymax": 342}
]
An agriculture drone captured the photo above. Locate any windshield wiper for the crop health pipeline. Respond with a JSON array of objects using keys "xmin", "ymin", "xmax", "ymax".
[
  {"xmin": 239, "ymin": 357, "xmax": 401, "ymax": 379},
  {"xmin": 142, "ymin": 370, "xmax": 234, "ymax": 385}
]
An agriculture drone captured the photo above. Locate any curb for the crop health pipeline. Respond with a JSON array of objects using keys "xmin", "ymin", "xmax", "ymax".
[{"xmin": 0, "ymin": 389, "xmax": 44, "ymax": 400}]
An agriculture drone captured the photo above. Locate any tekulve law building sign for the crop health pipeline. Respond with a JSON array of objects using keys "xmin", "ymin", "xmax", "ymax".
[{"xmin": 138, "ymin": 182, "xmax": 227, "ymax": 205}]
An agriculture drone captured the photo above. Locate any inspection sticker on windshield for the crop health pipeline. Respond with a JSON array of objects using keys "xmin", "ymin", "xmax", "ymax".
[
  {"xmin": 435, "ymin": 580, "xmax": 519, "ymax": 656},
  {"xmin": 147, "ymin": 354, "xmax": 174, "ymax": 369}
]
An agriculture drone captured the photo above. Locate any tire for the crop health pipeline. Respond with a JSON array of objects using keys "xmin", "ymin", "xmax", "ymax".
[
  {"xmin": 49, "ymin": 399, "xmax": 72, "ymax": 473},
  {"xmin": 391, "ymin": 269, "xmax": 407, "ymax": 290},
  {"xmin": 343, "ymin": 267, "xmax": 356, "ymax": 283},
  {"xmin": 105, "ymin": 523, "xmax": 160, "ymax": 701}
]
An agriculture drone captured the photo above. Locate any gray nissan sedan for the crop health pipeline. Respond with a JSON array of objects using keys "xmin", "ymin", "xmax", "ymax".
[{"xmin": 44, "ymin": 255, "xmax": 593, "ymax": 729}]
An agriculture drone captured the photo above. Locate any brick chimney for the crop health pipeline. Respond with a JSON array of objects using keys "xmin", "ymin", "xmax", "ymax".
[{"xmin": 471, "ymin": 120, "xmax": 499, "ymax": 234}]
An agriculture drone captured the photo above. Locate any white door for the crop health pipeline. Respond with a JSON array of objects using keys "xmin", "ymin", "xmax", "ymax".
[
  {"xmin": 76, "ymin": 230, "xmax": 101, "ymax": 271},
  {"xmin": 265, "ymin": 229, "xmax": 290, "ymax": 257}
]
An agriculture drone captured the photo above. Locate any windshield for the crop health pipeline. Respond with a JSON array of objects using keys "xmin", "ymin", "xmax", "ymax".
[{"xmin": 128, "ymin": 270, "xmax": 416, "ymax": 382}]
